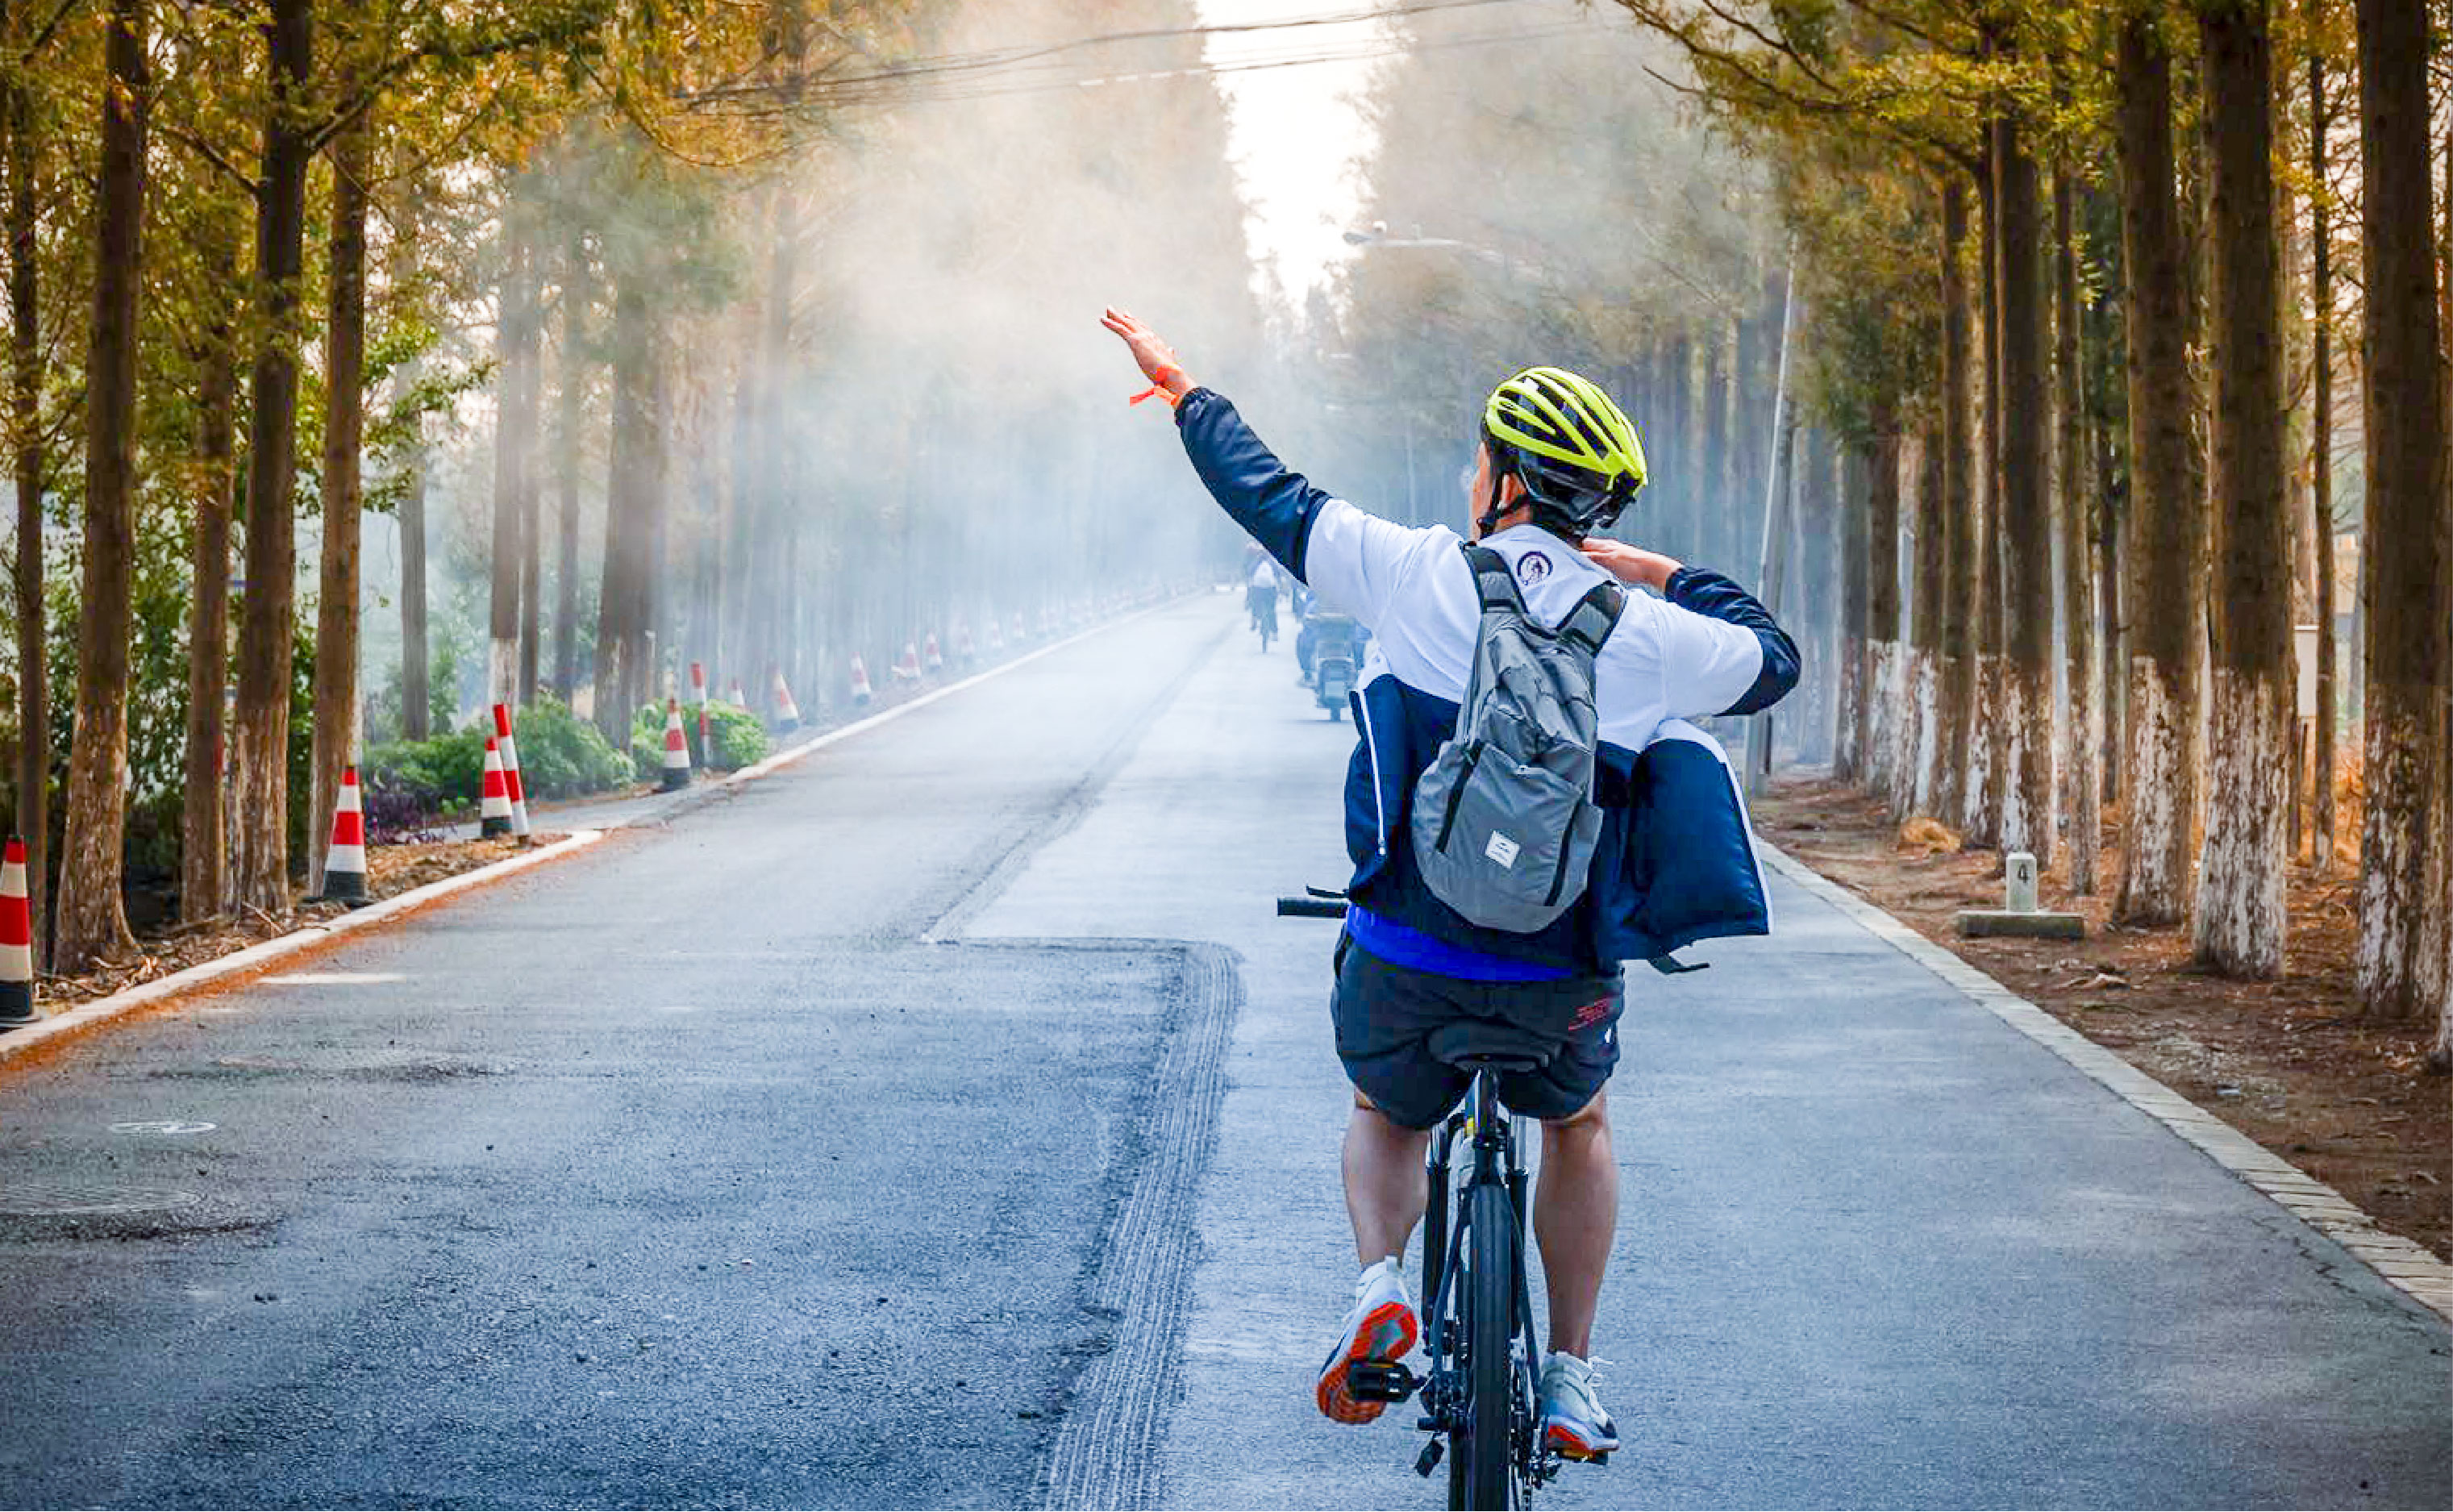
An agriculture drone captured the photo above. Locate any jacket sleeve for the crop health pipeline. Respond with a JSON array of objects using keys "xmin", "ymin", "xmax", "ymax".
[
  {"xmin": 1658, "ymin": 565, "xmax": 1801, "ymax": 718},
  {"xmin": 1173, "ymin": 388, "xmax": 1330, "ymax": 577},
  {"xmin": 1175, "ymin": 388, "xmax": 1433, "ymax": 628}
]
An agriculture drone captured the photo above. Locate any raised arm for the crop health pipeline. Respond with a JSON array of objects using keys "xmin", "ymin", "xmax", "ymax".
[{"xmin": 1580, "ymin": 538, "xmax": 1801, "ymax": 718}]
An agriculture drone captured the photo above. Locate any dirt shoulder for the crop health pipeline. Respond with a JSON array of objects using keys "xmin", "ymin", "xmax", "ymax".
[{"xmin": 1751, "ymin": 776, "xmax": 2449, "ymax": 1265}]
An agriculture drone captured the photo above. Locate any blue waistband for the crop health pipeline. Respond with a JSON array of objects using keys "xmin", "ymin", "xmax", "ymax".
[{"xmin": 1345, "ymin": 905, "xmax": 1574, "ymax": 983}]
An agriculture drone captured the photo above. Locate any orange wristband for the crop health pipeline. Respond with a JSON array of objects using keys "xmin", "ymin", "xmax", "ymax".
[{"xmin": 1129, "ymin": 366, "xmax": 1185, "ymax": 408}]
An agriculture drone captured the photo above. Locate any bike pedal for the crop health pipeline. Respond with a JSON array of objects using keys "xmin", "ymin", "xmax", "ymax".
[
  {"xmin": 1414, "ymin": 1439, "xmax": 1444, "ymax": 1478},
  {"xmin": 1347, "ymin": 1360, "xmax": 1417, "ymax": 1402}
]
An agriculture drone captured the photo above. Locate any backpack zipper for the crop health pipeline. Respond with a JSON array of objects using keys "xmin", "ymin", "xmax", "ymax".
[
  {"xmin": 1432, "ymin": 743, "xmax": 1482, "ymax": 852},
  {"xmin": 1544, "ymin": 823, "xmax": 1577, "ymax": 906}
]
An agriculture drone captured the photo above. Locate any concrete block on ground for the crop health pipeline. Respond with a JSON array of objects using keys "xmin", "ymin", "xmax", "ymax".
[{"xmin": 1956, "ymin": 908, "xmax": 2086, "ymax": 939}]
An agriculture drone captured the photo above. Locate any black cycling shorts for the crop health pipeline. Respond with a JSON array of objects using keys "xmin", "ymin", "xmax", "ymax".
[{"xmin": 1329, "ymin": 935, "xmax": 1624, "ymax": 1131}]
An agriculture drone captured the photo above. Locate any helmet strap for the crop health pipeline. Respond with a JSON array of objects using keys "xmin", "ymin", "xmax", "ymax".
[{"xmin": 1475, "ymin": 435, "xmax": 1514, "ymax": 538}]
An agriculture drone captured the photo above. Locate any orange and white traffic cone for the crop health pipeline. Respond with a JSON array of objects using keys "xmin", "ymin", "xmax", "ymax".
[
  {"xmin": 922, "ymin": 633, "xmax": 943, "ymax": 675},
  {"xmin": 314, "ymin": 765, "xmax": 372, "ymax": 906},
  {"xmin": 491, "ymin": 703, "xmax": 533, "ymax": 838},
  {"xmin": 986, "ymin": 617, "xmax": 1005, "ymax": 654},
  {"xmin": 848, "ymin": 656, "xmax": 873, "ymax": 706},
  {"xmin": 480, "ymin": 736, "xmax": 514, "ymax": 837},
  {"xmin": 955, "ymin": 622, "xmax": 977, "ymax": 664},
  {"xmin": 893, "ymin": 643, "xmax": 922, "ymax": 681},
  {"xmin": 0, "ymin": 837, "xmax": 33, "ymax": 1029},
  {"xmin": 770, "ymin": 666, "xmax": 802, "ymax": 731},
  {"xmin": 660, "ymin": 698, "xmax": 692, "ymax": 791},
  {"xmin": 729, "ymin": 679, "xmax": 748, "ymax": 708}
]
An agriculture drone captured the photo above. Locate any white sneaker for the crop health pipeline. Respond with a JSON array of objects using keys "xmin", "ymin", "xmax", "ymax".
[
  {"xmin": 1539, "ymin": 1352, "xmax": 1619, "ymax": 1460},
  {"xmin": 1314, "ymin": 1256, "xmax": 1419, "ymax": 1424}
]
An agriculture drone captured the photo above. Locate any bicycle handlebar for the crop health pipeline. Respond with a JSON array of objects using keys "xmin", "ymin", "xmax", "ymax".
[{"xmin": 1276, "ymin": 896, "xmax": 1349, "ymax": 918}]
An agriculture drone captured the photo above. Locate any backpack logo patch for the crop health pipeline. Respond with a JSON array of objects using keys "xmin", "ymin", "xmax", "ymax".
[
  {"xmin": 1516, "ymin": 551, "xmax": 1551, "ymax": 585},
  {"xmin": 1484, "ymin": 831, "xmax": 1522, "ymax": 868}
]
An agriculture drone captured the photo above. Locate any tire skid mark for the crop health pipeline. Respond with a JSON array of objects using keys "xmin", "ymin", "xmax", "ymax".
[{"xmin": 1036, "ymin": 942, "xmax": 1241, "ymax": 1510}]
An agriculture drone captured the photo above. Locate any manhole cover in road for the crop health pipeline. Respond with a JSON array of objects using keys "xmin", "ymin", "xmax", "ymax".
[
  {"xmin": 0, "ymin": 1181, "xmax": 201, "ymax": 1216},
  {"xmin": 110, "ymin": 1120, "xmax": 217, "ymax": 1135}
]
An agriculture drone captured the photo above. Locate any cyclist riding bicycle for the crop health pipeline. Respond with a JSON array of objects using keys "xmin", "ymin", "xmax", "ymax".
[
  {"xmin": 1246, "ymin": 544, "xmax": 1284, "ymax": 646},
  {"xmin": 1103, "ymin": 307, "xmax": 1797, "ymax": 1468}
]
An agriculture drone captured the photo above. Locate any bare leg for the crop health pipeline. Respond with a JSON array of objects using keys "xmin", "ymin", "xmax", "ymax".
[
  {"xmin": 1342, "ymin": 1093, "xmax": 1431, "ymax": 1268},
  {"xmin": 1535, "ymin": 1090, "xmax": 1617, "ymax": 1358}
]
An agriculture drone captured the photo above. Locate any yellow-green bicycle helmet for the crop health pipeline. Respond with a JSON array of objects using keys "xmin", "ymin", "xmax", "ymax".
[{"xmin": 1480, "ymin": 365, "xmax": 1647, "ymax": 535}]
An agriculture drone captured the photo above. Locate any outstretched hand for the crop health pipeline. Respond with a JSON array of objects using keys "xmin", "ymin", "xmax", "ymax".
[
  {"xmin": 1102, "ymin": 307, "xmax": 1195, "ymax": 402},
  {"xmin": 1580, "ymin": 537, "xmax": 1683, "ymax": 593}
]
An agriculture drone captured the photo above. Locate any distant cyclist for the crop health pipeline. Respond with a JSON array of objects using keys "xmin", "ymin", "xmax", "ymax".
[
  {"xmin": 1104, "ymin": 308, "xmax": 1797, "ymax": 1464},
  {"xmin": 1245, "ymin": 544, "xmax": 1283, "ymax": 648}
]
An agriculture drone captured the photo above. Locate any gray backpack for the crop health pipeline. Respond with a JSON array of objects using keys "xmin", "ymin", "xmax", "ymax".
[{"xmin": 1410, "ymin": 544, "xmax": 1625, "ymax": 934}]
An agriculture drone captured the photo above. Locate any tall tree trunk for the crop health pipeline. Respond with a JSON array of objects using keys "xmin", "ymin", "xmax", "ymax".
[
  {"xmin": 2056, "ymin": 165, "xmax": 2101, "ymax": 895},
  {"xmin": 399, "ymin": 431, "xmax": 429, "ymax": 739},
  {"xmin": 1702, "ymin": 328, "xmax": 1731, "ymax": 570},
  {"xmin": 2351, "ymin": 0, "xmax": 2446, "ymax": 1018},
  {"xmin": 1994, "ymin": 104, "xmax": 2057, "ymax": 870},
  {"xmin": 53, "ymin": 0, "xmax": 148, "ymax": 972},
  {"xmin": 1969, "ymin": 158, "xmax": 2006, "ymax": 846},
  {"xmin": 490, "ymin": 195, "xmax": 537, "ymax": 711},
  {"xmin": 594, "ymin": 281, "xmax": 649, "ymax": 742},
  {"xmin": 1836, "ymin": 427, "xmax": 1869, "ymax": 785},
  {"xmin": 308, "ymin": 81, "xmax": 369, "ymax": 899},
  {"xmin": 2192, "ymin": 0, "xmax": 2293, "ymax": 976},
  {"xmin": 1664, "ymin": 332, "xmax": 1693, "ymax": 560},
  {"xmin": 2114, "ymin": 15, "xmax": 2203, "ymax": 926},
  {"xmin": 1910, "ymin": 415, "xmax": 1947, "ymax": 816},
  {"xmin": 5, "ymin": 42, "xmax": 46, "ymax": 964},
  {"xmin": 231, "ymin": 0, "xmax": 314, "ymax": 914},
  {"xmin": 1937, "ymin": 176, "xmax": 1980, "ymax": 830},
  {"xmin": 182, "ymin": 223, "xmax": 240, "ymax": 923},
  {"xmin": 1864, "ymin": 407, "xmax": 1902, "ymax": 809},
  {"xmin": 552, "ymin": 234, "xmax": 587, "ymax": 702},
  {"xmin": 2308, "ymin": 44, "xmax": 2337, "ymax": 872}
]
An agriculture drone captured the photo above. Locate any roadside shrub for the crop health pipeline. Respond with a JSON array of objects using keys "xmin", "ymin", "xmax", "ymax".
[
  {"xmin": 362, "ymin": 726, "xmax": 486, "ymax": 821},
  {"xmin": 512, "ymin": 699, "xmax": 630, "ymax": 799},
  {"xmin": 630, "ymin": 701, "xmax": 770, "ymax": 781}
]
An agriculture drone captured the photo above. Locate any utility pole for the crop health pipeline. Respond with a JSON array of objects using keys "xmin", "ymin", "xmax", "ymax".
[{"xmin": 1748, "ymin": 240, "xmax": 1801, "ymax": 795}]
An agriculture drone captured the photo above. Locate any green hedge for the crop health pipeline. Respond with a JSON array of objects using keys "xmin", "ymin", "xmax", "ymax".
[
  {"xmin": 630, "ymin": 702, "xmax": 770, "ymax": 781},
  {"xmin": 363, "ymin": 698, "xmax": 628, "ymax": 821},
  {"xmin": 513, "ymin": 700, "xmax": 632, "ymax": 798}
]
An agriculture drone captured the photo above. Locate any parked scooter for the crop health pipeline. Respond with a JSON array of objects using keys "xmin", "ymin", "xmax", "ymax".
[{"xmin": 1309, "ymin": 612, "xmax": 1360, "ymax": 721}]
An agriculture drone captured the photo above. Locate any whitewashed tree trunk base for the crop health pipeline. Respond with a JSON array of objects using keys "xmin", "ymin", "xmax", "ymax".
[
  {"xmin": 2119, "ymin": 654, "xmax": 2194, "ymax": 926},
  {"xmin": 2192, "ymin": 668, "xmax": 2289, "ymax": 977}
]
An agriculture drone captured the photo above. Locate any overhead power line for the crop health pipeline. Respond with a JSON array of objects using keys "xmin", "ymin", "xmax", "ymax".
[{"xmin": 685, "ymin": 0, "xmax": 1598, "ymax": 113}]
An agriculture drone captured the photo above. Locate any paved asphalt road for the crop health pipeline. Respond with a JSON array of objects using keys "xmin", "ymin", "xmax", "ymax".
[{"xmin": 0, "ymin": 594, "xmax": 2446, "ymax": 1510}]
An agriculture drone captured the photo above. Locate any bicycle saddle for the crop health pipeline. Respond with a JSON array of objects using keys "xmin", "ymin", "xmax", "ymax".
[{"xmin": 1439, "ymin": 1051, "xmax": 1549, "ymax": 1075}]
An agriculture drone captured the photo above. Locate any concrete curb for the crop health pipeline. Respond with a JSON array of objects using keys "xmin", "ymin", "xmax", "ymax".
[
  {"xmin": 0, "ymin": 829, "xmax": 607, "ymax": 1066},
  {"xmin": 1757, "ymin": 840, "xmax": 2453, "ymax": 1327},
  {"xmin": 0, "ymin": 594, "xmax": 1197, "ymax": 1069}
]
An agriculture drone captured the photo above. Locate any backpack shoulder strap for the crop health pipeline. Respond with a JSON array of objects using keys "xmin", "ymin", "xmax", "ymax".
[
  {"xmin": 1556, "ymin": 579, "xmax": 1626, "ymax": 655},
  {"xmin": 1458, "ymin": 543, "xmax": 1525, "ymax": 617}
]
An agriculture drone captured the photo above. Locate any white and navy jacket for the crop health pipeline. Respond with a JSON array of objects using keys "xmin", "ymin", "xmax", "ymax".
[{"xmin": 1176, "ymin": 388, "xmax": 1801, "ymax": 980}]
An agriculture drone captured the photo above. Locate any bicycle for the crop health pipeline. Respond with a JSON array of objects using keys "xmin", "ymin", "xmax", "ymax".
[
  {"xmin": 1278, "ymin": 890, "xmax": 1572, "ymax": 1510},
  {"xmin": 1247, "ymin": 589, "xmax": 1279, "ymax": 652}
]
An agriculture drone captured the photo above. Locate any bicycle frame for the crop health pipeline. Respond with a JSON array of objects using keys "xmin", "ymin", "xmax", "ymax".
[{"xmin": 1414, "ymin": 1065, "xmax": 1560, "ymax": 1507}]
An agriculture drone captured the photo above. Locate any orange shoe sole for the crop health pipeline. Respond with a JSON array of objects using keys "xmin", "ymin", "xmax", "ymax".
[
  {"xmin": 1544, "ymin": 1422, "xmax": 1616, "ymax": 1461},
  {"xmin": 1314, "ymin": 1300, "xmax": 1420, "ymax": 1425}
]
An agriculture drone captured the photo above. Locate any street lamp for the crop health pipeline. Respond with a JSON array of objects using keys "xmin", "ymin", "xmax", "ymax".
[{"xmin": 1343, "ymin": 223, "xmax": 1520, "ymax": 277}]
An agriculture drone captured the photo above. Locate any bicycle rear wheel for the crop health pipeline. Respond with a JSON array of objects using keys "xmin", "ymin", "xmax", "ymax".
[{"xmin": 1464, "ymin": 1179, "xmax": 1518, "ymax": 1509}]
